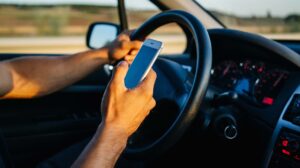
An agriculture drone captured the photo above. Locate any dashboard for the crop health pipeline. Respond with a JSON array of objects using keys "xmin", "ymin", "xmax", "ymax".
[
  {"xmin": 206, "ymin": 29, "xmax": 300, "ymax": 108},
  {"xmin": 197, "ymin": 29, "xmax": 300, "ymax": 168},
  {"xmin": 211, "ymin": 59, "xmax": 290, "ymax": 106}
]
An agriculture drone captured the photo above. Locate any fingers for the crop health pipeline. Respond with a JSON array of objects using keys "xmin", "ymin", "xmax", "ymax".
[
  {"xmin": 120, "ymin": 41, "xmax": 142, "ymax": 50},
  {"xmin": 117, "ymin": 30, "xmax": 132, "ymax": 41},
  {"xmin": 140, "ymin": 97, "xmax": 156, "ymax": 119},
  {"xmin": 124, "ymin": 50, "xmax": 139, "ymax": 62},
  {"xmin": 136, "ymin": 69, "xmax": 157, "ymax": 94},
  {"xmin": 124, "ymin": 55, "xmax": 135, "ymax": 63},
  {"xmin": 117, "ymin": 32, "xmax": 130, "ymax": 41},
  {"xmin": 129, "ymin": 49, "xmax": 139, "ymax": 55},
  {"xmin": 110, "ymin": 61, "xmax": 129, "ymax": 88},
  {"xmin": 149, "ymin": 98, "xmax": 156, "ymax": 110},
  {"xmin": 117, "ymin": 30, "xmax": 142, "ymax": 50},
  {"xmin": 117, "ymin": 29, "xmax": 136, "ymax": 41},
  {"xmin": 142, "ymin": 98, "xmax": 156, "ymax": 119}
]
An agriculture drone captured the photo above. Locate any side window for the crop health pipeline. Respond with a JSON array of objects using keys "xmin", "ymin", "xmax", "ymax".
[
  {"xmin": 125, "ymin": 0, "xmax": 186, "ymax": 55},
  {"xmin": 0, "ymin": 0, "xmax": 118, "ymax": 54}
]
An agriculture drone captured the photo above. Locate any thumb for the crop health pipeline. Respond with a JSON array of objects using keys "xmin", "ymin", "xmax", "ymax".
[{"xmin": 111, "ymin": 61, "xmax": 129, "ymax": 86}]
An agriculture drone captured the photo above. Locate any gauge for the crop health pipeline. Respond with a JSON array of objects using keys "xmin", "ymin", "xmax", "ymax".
[
  {"xmin": 240, "ymin": 59, "xmax": 252, "ymax": 73},
  {"xmin": 211, "ymin": 61, "xmax": 241, "ymax": 89},
  {"xmin": 239, "ymin": 60, "xmax": 265, "ymax": 75},
  {"xmin": 254, "ymin": 69, "xmax": 289, "ymax": 105},
  {"xmin": 232, "ymin": 60, "xmax": 261, "ymax": 95},
  {"xmin": 254, "ymin": 62, "xmax": 266, "ymax": 75}
]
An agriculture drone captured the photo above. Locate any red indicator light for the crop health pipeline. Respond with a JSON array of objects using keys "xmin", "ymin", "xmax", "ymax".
[
  {"xmin": 262, "ymin": 97, "xmax": 274, "ymax": 105},
  {"xmin": 294, "ymin": 155, "xmax": 300, "ymax": 161},
  {"xmin": 258, "ymin": 67, "xmax": 263, "ymax": 73},
  {"xmin": 282, "ymin": 140, "xmax": 289, "ymax": 147},
  {"xmin": 282, "ymin": 149, "xmax": 291, "ymax": 156}
]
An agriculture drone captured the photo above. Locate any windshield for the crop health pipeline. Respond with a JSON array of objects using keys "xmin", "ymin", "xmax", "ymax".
[{"xmin": 197, "ymin": 0, "xmax": 300, "ymax": 40}]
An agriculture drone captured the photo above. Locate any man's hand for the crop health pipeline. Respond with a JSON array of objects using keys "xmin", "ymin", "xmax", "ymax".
[
  {"xmin": 72, "ymin": 61, "xmax": 156, "ymax": 168},
  {"xmin": 101, "ymin": 61, "xmax": 157, "ymax": 136},
  {"xmin": 106, "ymin": 31, "xmax": 142, "ymax": 64}
]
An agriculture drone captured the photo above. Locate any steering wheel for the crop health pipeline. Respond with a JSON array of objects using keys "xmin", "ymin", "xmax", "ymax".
[{"xmin": 123, "ymin": 10, "xmax": 212, "ymax": 159}]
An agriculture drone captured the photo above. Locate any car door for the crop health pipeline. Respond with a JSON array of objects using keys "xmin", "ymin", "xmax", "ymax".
[{"xmin": 0, "ymin": 1, "xmax": 118, "ymax": 167}]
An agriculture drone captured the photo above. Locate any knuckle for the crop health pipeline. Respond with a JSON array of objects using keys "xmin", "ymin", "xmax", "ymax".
[
  {"xmin": 152, "ymin": 71, "xmax": 157, "ymax": 79},
  {"xmin": 134, "ymin": 41, "xmax": 141, "ymax": 46},
  {"xmin": 118, "ymin": 33, "xmax": 126, "ymax": 39},
  {"xmin": 150, "ymin": 98, "xmax": 156, "ymax": 108},
  {"xmin": 144, "ymin": 110, "xmax": 151, "ymax": 117}
]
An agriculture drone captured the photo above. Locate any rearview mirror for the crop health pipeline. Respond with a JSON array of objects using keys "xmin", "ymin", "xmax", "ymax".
[{"xmin": 86, "ymin": 22, "xmax": 120, "ymax": 49}]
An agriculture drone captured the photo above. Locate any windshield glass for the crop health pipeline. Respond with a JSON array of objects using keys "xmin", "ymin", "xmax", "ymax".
[{"xmin": 197, "ymin": 0, "xmax": 300, "ymax": 40}]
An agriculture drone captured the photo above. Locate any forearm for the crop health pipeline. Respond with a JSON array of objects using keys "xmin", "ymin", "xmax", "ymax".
[
  {"xmin": 72, "ymin": 123, "xmax": 128, "ymax": 168},
  {"xmin": 1, "ymin": 48, "xmax": 109, "ymax": 99}
]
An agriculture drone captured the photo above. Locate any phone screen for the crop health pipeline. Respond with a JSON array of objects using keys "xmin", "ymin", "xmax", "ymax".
[{"xmin": 125, "ymin": 44, "xmax": 160, "ymax": 89}]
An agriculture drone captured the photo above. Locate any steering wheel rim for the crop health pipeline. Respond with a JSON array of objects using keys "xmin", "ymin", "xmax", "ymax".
[{"xmin": 124, "ymin": 10, "xmax": 212, "ymax": 158}]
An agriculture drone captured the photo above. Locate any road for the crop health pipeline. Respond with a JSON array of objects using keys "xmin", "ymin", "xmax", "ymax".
[
  {"xmin": 0, "ymin": 33, "xmax": 299, "ymax": 54},
  {"xmin": 0, "ymin": 35, "xmax": 186, "ymax": 54}
]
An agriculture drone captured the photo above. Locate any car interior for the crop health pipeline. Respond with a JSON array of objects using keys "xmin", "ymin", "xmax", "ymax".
[{"xmin": 0, "ymin": 0, "xmax": 300, "ymax": 168}]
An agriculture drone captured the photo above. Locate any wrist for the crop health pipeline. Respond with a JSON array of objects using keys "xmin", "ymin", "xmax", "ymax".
[
  {"xmin": 85, "ymin": 48, "xmax": 110, "ymax": 63},
  {"xmin": 95, "ymin": 122, "xmax": 129, "ymax": 148},
  {"xmin": 71, "ymin": 122, "xmax": 128, "ymax": 168}
]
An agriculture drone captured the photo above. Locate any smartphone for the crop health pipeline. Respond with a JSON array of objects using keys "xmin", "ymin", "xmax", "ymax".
[{"xmin": 124, "ymin": 39, "xmax": 163, "ymax": 89}]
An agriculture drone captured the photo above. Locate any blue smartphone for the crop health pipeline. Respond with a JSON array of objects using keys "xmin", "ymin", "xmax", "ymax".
[{"xmin": 124, "ymin": 39, "xmax": 163, "ymax": 89}]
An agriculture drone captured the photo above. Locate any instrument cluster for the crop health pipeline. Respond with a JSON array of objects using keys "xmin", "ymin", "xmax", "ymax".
[{"xmin": 211, "ymin": 59, "xmax": 289, "ymax": 106}]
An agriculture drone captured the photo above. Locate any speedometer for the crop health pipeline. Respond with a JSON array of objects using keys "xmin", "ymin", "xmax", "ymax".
[
  {"xmin": 211, "ymin": 61, "xmax": 241, "ymax": 89},
  {"xmin": 254, "ymin": 69, "xmax": 289, "ymax": 105}
]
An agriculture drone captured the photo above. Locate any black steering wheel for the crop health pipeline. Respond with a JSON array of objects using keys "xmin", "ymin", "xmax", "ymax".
[{"xmin": 123, "ymin": 10, "xmax": 212, "ymax": 159}]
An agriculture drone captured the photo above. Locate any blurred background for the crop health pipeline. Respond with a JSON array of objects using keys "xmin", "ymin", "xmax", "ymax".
[
  {"xmin": 0, "ymin": 0, "xmax": 186, "ymax": 54},
  {"xmin": 199, "ymin": 0, "xmax": 300, "ymax": 40},
  {"xmin": 0, "ymin": 0, "xmax": 299, "ymax": 54}
]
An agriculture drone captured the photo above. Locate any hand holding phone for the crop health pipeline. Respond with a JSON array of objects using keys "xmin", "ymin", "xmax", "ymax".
[{"xmin": 124, "ymin": 39, "xmax": 163, "ymax": 89}]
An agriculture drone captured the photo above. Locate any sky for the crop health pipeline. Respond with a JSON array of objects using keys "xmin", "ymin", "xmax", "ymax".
[
  {"xmin": 0, "ymin": 0, "xmax": 116, "ymax": 5},
  {"xmin": 199, "ymin": 0, "xmax": 300, "ymax": 17},
  {"xmin": 0, "ymin": 0, "xmax": 300, "ymax": 17},
  {"xmin": 0, "ymin": 0, "xmax": 156, "ymax": 9}
]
